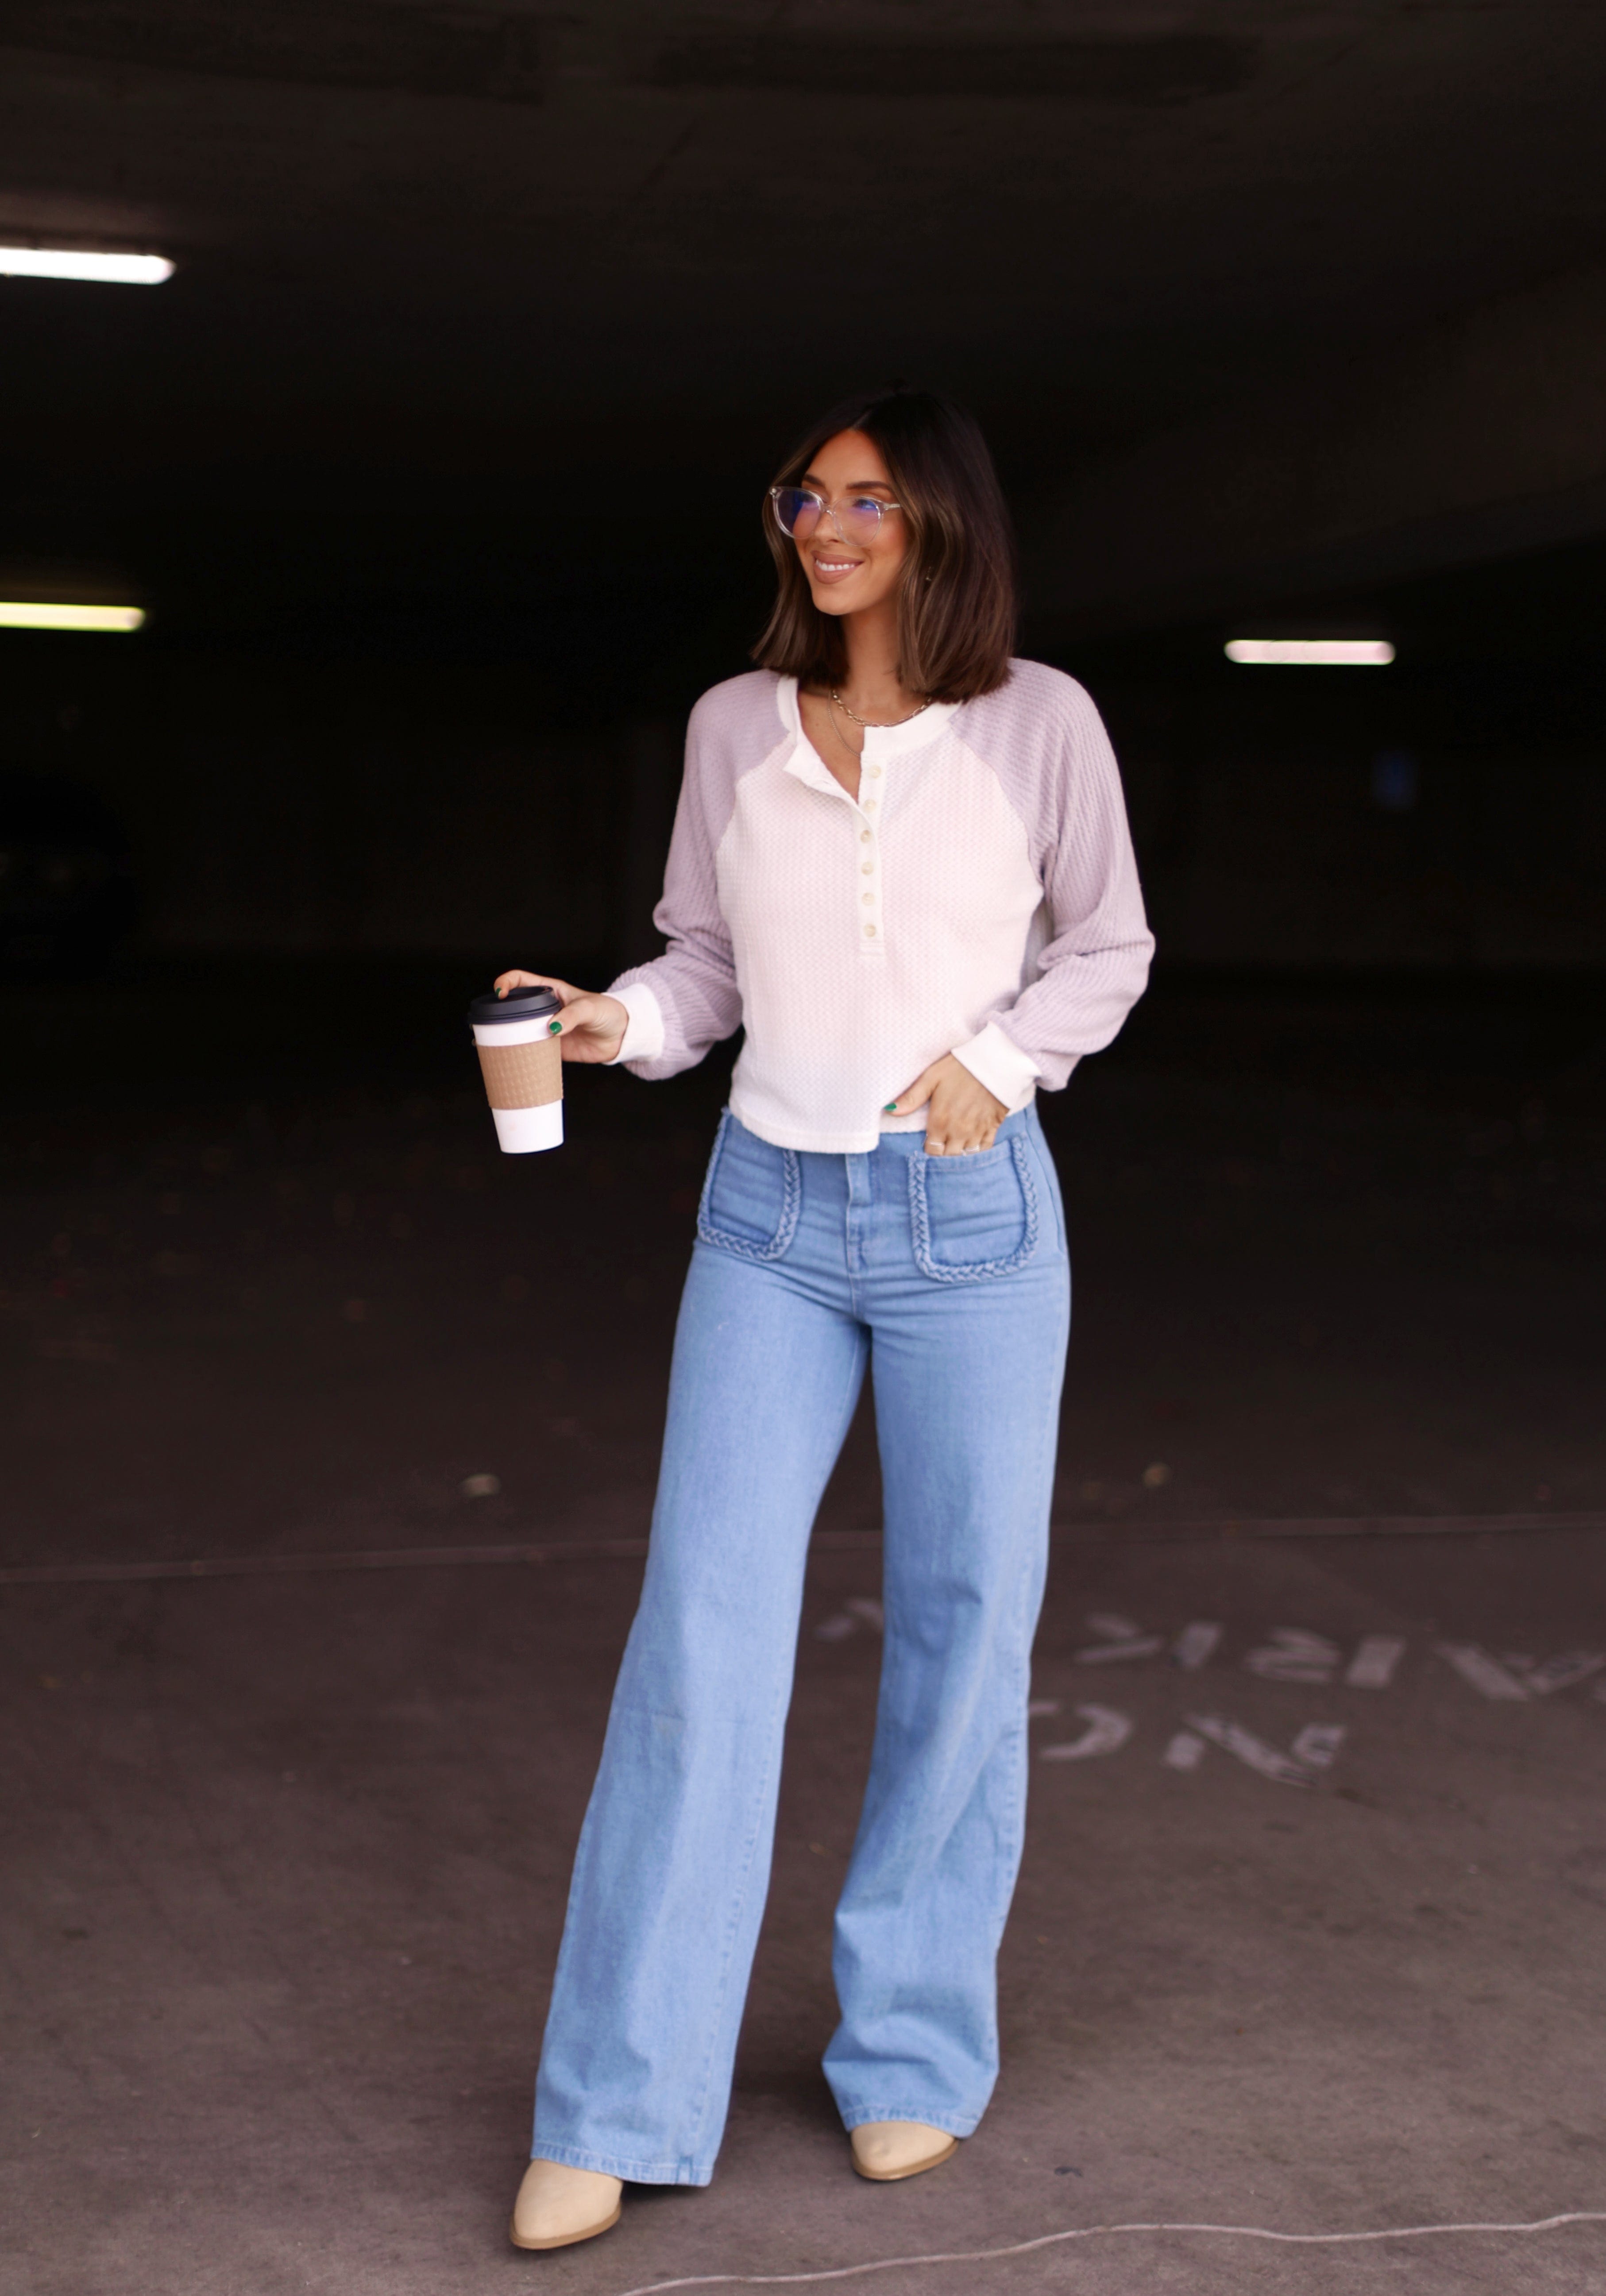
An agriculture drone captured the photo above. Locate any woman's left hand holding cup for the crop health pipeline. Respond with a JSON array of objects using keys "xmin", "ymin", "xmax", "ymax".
[{"xmin": 494, "ymin": 971, "xmax": 629, "ymax": 1065}]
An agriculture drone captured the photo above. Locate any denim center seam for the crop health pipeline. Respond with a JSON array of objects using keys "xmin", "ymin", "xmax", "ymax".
[
  {"xmin": 844, "ymin": 1149, "xmax": 873, "ymax": 1313},
  {"xmin": 906, "ymin": 1131, "xmax": 1040, "ymax": 1282}
]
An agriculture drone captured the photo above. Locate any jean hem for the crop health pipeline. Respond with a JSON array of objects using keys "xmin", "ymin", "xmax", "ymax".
[
  {"xmin": 531, "ymin": 2142, "xmax": 713, "ymax": 2188},
  {"xmin": 836, "ymin": 2108, "xmax": 980, "ymax": 2140}
]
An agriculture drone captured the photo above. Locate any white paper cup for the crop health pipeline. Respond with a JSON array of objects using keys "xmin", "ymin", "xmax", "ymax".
[{"xmin": 469, "ymin": 995, "xmax": 564, "ymax": 1153}]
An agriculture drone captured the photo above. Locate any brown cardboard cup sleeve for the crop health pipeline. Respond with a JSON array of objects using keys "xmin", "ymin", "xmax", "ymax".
[
  {"xmin": 470, "ymin": 1018, "xmax": 565, "ymax": 1152},
  {"xmin": 477, "ymin": 1034, "xmax": 563, "ymax": 1109}
]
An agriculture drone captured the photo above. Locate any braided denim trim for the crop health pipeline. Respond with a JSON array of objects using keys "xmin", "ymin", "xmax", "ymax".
[
  {"xmin": 696, "ymin": 1109, "xmax": 802, "ymax": 1263},
  {"xmin": 907, "ymin": 1131, "xmax": 1040, "ymax": 1283}
]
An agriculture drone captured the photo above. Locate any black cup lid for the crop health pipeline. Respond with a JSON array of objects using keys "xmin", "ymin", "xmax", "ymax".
[{"xmin": 468, "ymin": 984, "xmax": 562, "ymax": 1026}]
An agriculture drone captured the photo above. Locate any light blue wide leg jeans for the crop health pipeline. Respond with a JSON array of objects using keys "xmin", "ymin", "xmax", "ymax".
[{"xmin": 532, "ymin": 1104, "xmax": 1070, "ymax": 2184}]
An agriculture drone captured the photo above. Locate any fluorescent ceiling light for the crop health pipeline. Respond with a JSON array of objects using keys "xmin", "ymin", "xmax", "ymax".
[
  {"xmin": 0, "ymin": 247, "xmax": 174, "ymax": 285},
  {"xmin": 1226, "ymin": 638, "xmax": 1395, "ymax": 665},
  {"xmin": 0, "ymin": 602, "xmax": 146, "ymax": 632}
]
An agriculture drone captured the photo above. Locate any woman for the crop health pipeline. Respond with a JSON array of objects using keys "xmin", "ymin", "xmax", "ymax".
[{"xmin": 498, "ymin": 386, "xmax": 1153, "ymax": 2251}]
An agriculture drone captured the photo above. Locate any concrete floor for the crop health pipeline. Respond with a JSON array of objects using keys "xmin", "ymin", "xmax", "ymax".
[{"xmin": 4, "ymin": 963, "xmax": 1605, "ymax": 2294}]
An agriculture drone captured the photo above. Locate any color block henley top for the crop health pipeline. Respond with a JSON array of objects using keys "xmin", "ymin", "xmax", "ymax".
[{"xmin": 604, "ymin": 660, "xmax": 1154, "ymax": 1154}]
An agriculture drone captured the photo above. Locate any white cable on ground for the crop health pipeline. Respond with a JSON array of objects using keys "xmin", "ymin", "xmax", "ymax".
[{"xmin": 609, "ymin": 2210, "xmax": 1606, "ymax": 2296}]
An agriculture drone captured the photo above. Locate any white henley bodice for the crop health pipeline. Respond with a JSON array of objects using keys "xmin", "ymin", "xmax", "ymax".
[{"xmin": 604, "ymin": 661, "xmax": 1153, "ymax": 1154}]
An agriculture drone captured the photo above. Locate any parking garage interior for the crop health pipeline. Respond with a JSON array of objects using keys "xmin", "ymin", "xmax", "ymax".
[{"xmin": 3, "ymin": 9, "xmax": 1605, "ymax": 2292}]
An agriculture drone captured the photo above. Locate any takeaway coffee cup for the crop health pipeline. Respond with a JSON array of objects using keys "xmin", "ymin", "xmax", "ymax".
[{"xmin": 468, "ymin": 984, "xmax": 564, "ymax": 1153}]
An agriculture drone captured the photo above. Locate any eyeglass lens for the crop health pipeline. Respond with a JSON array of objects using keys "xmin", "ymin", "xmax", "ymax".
[{"xmin": 772, "ymin": 487, "xmax": 884, "ymax": 541}]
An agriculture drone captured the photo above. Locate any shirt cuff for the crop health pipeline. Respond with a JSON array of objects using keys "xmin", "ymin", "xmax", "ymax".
[
  {"xmin": 950, "ymin": 1020, "xmax": 1042, "ymax": 1112},
  {"xmin": 605, "ymin": 980, "xmax": 666, "ymax": 1066}
]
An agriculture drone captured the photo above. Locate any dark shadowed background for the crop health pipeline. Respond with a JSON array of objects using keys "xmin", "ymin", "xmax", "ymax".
[{"xmin": 1, "ymin": 0, "xmax": 1605, "ymax": 977}]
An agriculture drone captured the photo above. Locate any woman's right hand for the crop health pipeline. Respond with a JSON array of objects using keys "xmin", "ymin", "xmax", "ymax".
[{"xmin": 492, "ymin": 970, "xmax": 630, "ymax": 1065}]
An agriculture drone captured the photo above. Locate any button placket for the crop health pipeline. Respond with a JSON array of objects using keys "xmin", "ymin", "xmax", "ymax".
[{"xmin": 857, "ymin": 758, "xmax": 884, "ymax": 950}]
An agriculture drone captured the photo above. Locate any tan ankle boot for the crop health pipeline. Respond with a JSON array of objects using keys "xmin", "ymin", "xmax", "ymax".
[
  {"xmin": 849, "ymin": 2122, "xmax": 959, "ymax": 2181},
  {"xmin": 509, "ymin": 2159, "xmax": 623, "ymax": 2250}
]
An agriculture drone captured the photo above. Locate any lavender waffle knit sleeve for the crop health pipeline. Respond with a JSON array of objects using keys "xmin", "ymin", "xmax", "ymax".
[
  {"xmin": 603, "ymin": 673, "xmax": 782, "ymax": 1080},
  {"xmin": 950, "ymin": 663, "xmax": 1154, "ymax": 1096}
]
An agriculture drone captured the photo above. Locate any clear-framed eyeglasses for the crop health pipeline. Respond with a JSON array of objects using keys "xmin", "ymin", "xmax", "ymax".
[{"xmin": 768, "ymin": 486, "xmax": 904, "ymax": 545}]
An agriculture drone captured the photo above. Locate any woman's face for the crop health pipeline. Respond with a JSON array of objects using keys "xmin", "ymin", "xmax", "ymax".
[{"xmin": 792, "ymin": 428, "xmax": 908, "ymax": 620}]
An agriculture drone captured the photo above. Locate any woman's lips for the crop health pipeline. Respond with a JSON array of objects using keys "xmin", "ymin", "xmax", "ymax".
[{"xmin": 810, "ymin": 555, "xmax": 863, "ymax": 583}]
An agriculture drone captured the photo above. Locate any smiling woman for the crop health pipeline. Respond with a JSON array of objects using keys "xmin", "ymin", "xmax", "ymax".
[
  {"xmin": 755, "ymin": 384, "xmax": 1017, "ymax": 702},
  {"xmin": 500, "ymin": 382, "xmax": 1153, "ymax": 2253}
]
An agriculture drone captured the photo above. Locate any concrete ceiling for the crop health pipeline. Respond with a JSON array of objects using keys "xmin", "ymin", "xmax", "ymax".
[{"xmin": 2, "ymin": 3, "xmax": 1605, "ymax": 625}]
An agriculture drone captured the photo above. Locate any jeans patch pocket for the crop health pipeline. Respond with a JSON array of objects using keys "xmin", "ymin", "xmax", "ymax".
[
  {"xmin": 696, "ymin": 1111, "xmax": 801, "ymax": 1262},
  {"xmin": 908, "ymin": 1134, "xmax": 1040, "ymax": 1282}
]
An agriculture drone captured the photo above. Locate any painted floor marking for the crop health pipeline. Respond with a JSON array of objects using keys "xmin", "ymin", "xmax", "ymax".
[
  {"xmin": 1436, "ymin": 1643, "xmax": 1530, "ymax": 1699},
  {"xmin": 814, "ymin": 1597, "xmax": 885, "ymax": 1642},
  {"xmin": 1074, "ymin": 1636, "xmax": 1166, "ymax": 1663},
  {"xmin": 608, "ymin": 2208, "xmax": 1606, "ymax": 2295},
  {"xmin": 1515, "ymin": 1652, "xmax": 1605, "ymax": 1695},
  {"xmin": 1051, "ymin": 1712, "xmax": 1344, "ymax": 1785},
  {"xmin": 1074, "ymin": 1612, "xmax": 1166, "ymax": 1663},
  {"xmin": 1086, "ymin": 1611, "xmax": 1145, "ymax": 1641},
  {"xmin": 1245, "ymin": 1628, "xmax": 1342, "ymax": 1684},
  {"xmin": 1186, "ymin": 1715, "xmax": 1315, "ymax": 1787},
  {"xmin": 1346, "ymin": 1634, "xmax": 1406, "ymax": 1688},
  {"xmin": 1291, "ymin": 1722, "xmax": 1347, "ymax": 1769},
  {"xmin": 1039, "ymin": 1704, "xmax": 1133, "ymax": 1761},
  {"xmin": 1170, "ymin": 1621, "xmax": 1222, "ymax": 1669}
]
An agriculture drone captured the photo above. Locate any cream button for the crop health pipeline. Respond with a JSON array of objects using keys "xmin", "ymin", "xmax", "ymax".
[
  {"xmin": 861, "ymin": 861, "xmax": 874, "ymax": 874},
  {"xmin": 864, "ymin": 923, "xmax": 877, "ymax": 937},
  {"xmin": 863, "ymin": 798, "xmax": 877, "ymax": 812},
  {"xmin": 860, "ymin": 828, "xmax": 872, "ymax": 842},
  {"xmin": 866, "ymin": 764, "xmax": 883, "ymax": 778},
  {"xmin": 862, "ymin": 891, "xmax": 875, "ymax": 904}
]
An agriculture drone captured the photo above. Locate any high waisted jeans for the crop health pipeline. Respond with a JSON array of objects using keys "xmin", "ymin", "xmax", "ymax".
[{"xmin": 532, "ymin": 1104, "xmax": 1071, "ymax": 2184}]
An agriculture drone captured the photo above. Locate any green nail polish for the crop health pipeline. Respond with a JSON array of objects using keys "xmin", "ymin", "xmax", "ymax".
[
  {"xmin": 548, "ymin": 1020, "xmax": 562, "ymax": 1035},
  {"xmin": 883, "ymin": 1102, "xmax": 899, "ymax": 1113}
]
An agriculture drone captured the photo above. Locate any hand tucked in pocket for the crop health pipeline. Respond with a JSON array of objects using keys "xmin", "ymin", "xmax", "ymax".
[{"xmin": 884, "ymin": 1055, "xmax": 1008, "ymax": 1156}]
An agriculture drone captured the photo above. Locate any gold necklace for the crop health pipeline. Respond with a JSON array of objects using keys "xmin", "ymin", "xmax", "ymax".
[
  {"xmin": 829, "ymin": 687, "xmax": 931, "ymax": 727},
  {"xmin": 824, "ymin": 691, "xmax": 862, "ymax": 759}
]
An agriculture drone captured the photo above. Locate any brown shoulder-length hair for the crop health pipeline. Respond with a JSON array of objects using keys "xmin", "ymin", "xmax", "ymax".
[{"xmin": 751, "ymin": 385, "xmax": 1016, "ymax": 702}]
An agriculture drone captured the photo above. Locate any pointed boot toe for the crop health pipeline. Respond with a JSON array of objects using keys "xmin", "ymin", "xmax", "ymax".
[
  {"xmin": 509, "ymin": 2159, "xmax": 623, "ymax": 2250},
  {"xmin": 849, "ymin": 2122, "xmax": 960, "ymax": 2182}
]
